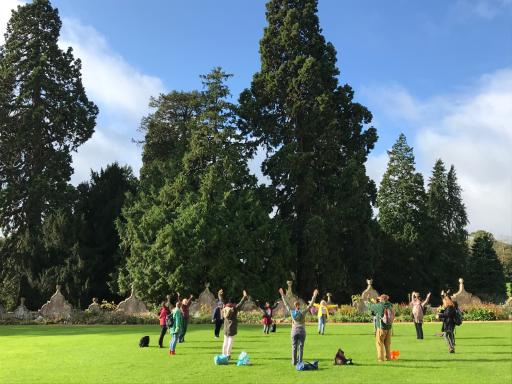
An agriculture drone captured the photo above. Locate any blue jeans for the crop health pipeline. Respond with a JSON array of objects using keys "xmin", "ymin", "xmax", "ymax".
[
  {"xmin": 169, "ymin": 332, "xmax": 180, "ymax": 351},
  {"xmin": 318, "ymin": 315, "xmax": 326, "ymax": 334}
]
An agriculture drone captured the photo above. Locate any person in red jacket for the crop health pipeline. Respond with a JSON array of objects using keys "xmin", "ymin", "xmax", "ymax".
[{"xmin": 158, "ymin": 301, "xmax": 170, "ymax": 348}]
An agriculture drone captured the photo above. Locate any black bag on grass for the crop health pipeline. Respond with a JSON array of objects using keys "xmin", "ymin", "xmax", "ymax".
[
  {"xmin": 139, "ymin": 335, "xmax": 150, "ymax": 347},
  {"xmin": 271, "ymin": 323, "xmax": 276, "ymax": 332}
]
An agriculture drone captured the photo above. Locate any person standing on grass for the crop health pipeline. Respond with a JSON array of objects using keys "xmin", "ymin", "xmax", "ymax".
[
  {"xmin": 176, "ymin": 292, "xmax": 193, "ymax": 343},
  {"xmin": 212, "ymin": 299, "xmax": 223, "ymax": 338},
  {"xmin": 437, "ymin": 296, "xmax": 456, "ymax": 353},
  {"xmin": 279, "ymin": 287, "xmax": 319, "ymax": 366},
  {"xmin": 158, "ymin": 301, "xmax": 170, "ymax": 348},
  {"xmin": 312, "ymin": 299, "xmax": 337, "ymax": 335},
  {"xmin": 219, "ymin": 289, "xmax": 248, "ymax": 358},
  {"xmin": 366, "ymin": 294, "xmax": 394, "ymax": 362},
  {"xmin": 410, "ymin": 291, "xmax": 431, "ymax": 340},
  {"xmin": 169, "ymin": 301, "xmax": 184, "ymax": 356},
  {"xmin": 257, "ymin": 301, "xmax": 278, "ymax": 334}
]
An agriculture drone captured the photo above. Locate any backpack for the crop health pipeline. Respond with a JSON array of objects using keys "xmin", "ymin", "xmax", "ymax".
[
  {"xmin": 166, "ymin": 313, "xmax": 174, "ymax": 329},
  {"xmin": 334, "ymin": 349, "xmax": 353, "ymax": 365},
  {"xmin": 454, "ymin": 307, "xmax": 463, "ymax": 326},
  {"xmin": 214, "ymin": 354, "xmax": 229, "ymax": 365},
  {"xmin": 381, "ymin": 307, "xmax": 394, "ymax": 326},
  {"xmin": 271, "ymin": 323, "xmax": 276, "ymax": 333},
  {"xmin": 236, "ymin": 351, "xmax": 251, "ymax": 366},
  {"xmin": 139, "ymin": 335, "xmax": 150, "ymax": 348},
  {"xmin": 296, "ymin": 360, "xmax": 319, "ymax": 371}
]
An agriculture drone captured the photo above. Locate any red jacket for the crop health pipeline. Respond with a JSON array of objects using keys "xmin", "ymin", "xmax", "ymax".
[{"xmin": 159, "ymin": 306, "xmax": 169, "ymax": 326}]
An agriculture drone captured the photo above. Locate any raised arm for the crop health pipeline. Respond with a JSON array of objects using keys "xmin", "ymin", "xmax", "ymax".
[
  {"xmin": 279, "ymin": 288, "xmax": 291, "ymax": 313},
  {"xmin": 305, "ymin": 289, "xmax": 319, "ymax": 313},
  {"xmin": 236, "ymin": 290, "xmax": 248, "ymax": 310},
  {"xmin": 185, "ymin": 294, "xmax": 194, "ymax": 306},
  {"xmin": 422, "ymin": 292, "xmax": 431, "ymax": 307},
  {"xmin": 218, "ymin": 289, "xmax": 224, "ymax": 305}
]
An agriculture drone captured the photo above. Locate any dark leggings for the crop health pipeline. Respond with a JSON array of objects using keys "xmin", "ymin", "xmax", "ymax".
[
  {"xmin": 158, "ymin": 325, "xmax": 167, "ymax": 347},
  {"xmin": 414, "ymin": 322, "xmax": 424, "ymax": 339},
  {"xmin": 214, "ymin": 319, "xmax": 223, "ymax": 337}
]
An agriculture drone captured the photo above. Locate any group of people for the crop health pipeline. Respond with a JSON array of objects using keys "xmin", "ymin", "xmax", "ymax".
[{"xmin": 156, "ymin": 287, "xmax": 462, "ymax": 364}]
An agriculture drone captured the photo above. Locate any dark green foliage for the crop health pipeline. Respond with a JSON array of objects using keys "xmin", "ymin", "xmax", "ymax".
[
  {"xmin": 425, "ymin": 161, "xmax": 468, "ymax": 292},
  {"xmin": 0, "ymin": 0, "xmax": 97, "ymax": 306},
  {"xmin": 238, "ymin": 0, "xmax": 378, "ymax": 300},
  {"xmin": 375, "ymin": 134, "xmax": 428, "ymax": 300},
  {"xmin": 118, "ymin": 69, "xmax": 291, "ymax": 303},
  {"xmin": 466, "ymin": 232, "xmax": 506, "ymax": 302}
]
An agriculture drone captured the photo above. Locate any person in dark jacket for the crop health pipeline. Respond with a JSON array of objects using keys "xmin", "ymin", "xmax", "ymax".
[
  {"xmin": 157, "ymin": 301, "xmax": 170, "ymax": 348},
  {"xmin": 212, "ymin": 300, "xmax": 223, "ymax": 338},
  {"xmin": 218, "ymin": 289, "xmax": 248, "ymax": 358},
  {"xmin": 437, "ymin": 296, "xmax": 456, "ymax": 353}
]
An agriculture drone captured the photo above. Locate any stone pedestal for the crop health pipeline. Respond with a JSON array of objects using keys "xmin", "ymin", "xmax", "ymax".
[
  {"xmin": 354, "ymin": 279, "xmax": 379, "ymax": 313},
  {"xmin": 116, "ymin": 286, "xmax": 149, "ymax": 315},
  {"xmin": 240, "ymin": 296, "xmax": 260, "ymax": 312},
  {"xmin": 14, "ymin": 297, "xmax": 33, "ymax": 320},
  {"xmin": 452, "ymin": 278, "xmax": 482, "ymax": 308},
  {"xmin": 87, "ymin": 298, "xmax": 102, "ymax": 314},
  {"xmin": 189, "ymin": 283, "xmax": 217, "ymax": 317},
  {"xmin": 39, "ymin": 285, "xmax": 72, "ymax": 320},
  {"xmin": 274, "ymin": 280, "xmax": 306, "ymax": 317}
]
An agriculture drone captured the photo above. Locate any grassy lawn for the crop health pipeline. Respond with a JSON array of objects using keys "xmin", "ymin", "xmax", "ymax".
[{"xmin": 1, "ymin": 322, "xmax": 511, "ymax": 384}]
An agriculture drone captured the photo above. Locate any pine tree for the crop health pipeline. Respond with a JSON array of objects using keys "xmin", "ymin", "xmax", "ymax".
[
  {"xmin": 0, "ymin": 0, "xmax": 98, "ymax": 304},
  {"xmin": 118, "ymin": 69, "xmax": 290, "ymax": 302},
  {"xmin": 466, "ymin": 231, "xmax": 506, "ymax": 302},
  {"xmin": 238, "ymin": 0, "xmax": 378, "ymax": 299},
  {"xmin": 376, "ymin": 134, "xmax": 428, "ymax": 299}
]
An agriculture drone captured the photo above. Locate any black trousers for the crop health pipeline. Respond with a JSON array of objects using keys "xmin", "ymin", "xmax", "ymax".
[
  {"xmin": 158, "ymin": 325, "xmax": 168, "ymax": 347},
  {"xmin": 414, "ymin": 322, "xmax": 424, "ymax": 339},
  {"xmin": 214, "ymin": 319, "xmax": 223, "ymax": 337}
]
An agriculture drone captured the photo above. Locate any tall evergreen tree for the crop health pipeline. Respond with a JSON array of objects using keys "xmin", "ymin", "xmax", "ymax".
[
  {"xmin": 466, "ymin": 231, "xmax": 506, "ymax": 302},
  {"xmin": 238, "ymin": 0, "xmax": 378, "ymax": 299},
  {"xmin": 118, "ymin": 69, "xmax": 290, "ymax": 303},
  {"xmin": 0, "ymin": 0, "xmax": 98, "ymax": 305},
  {"xmin": 376, "ymin": 134, "xmax": 428, "ymax": 299}
]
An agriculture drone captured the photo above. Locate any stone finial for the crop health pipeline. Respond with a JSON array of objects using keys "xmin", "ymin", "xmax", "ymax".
[
  {"xmin": 366, "ymin": 279, "xmax": 373, "ymax": 288},
  {"xmin": 87, "ymin": 298, "xmax": 102, "ymax": 313},
  {"xmin": 286, "ymin": 280, "xmax": 293, "ymax": 296},
  {"xmin": 14, "ymin": 297, "xmax": 33, "ymax": 320},
  {"xmin": 452, "ymin": 277, "xmax": 482, "ymax": 308},
  {"xmin": 116, "ymin": 287, "xmax": 149, "ymax": 315},
  {"xmin": 205, "ymin": 282, "xmax": 210, "ymax": 289},
  {"xmin": 326, "ymin": 293, "xmax": 333, "ymax": 304},
  {"xmin": 39, "ymin": 286, "xmax": 72, "ymax": 320}
]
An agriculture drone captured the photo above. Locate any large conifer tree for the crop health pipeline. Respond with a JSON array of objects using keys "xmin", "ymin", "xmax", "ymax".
[
  {"xmin": 376, "ymin": 134, "xmax": 428, "ymax": 298},
  {"xmin": 0, "ymin": 0, "xmax": 97, "ymax": 304},
  {"xmin": 239, "ymin": 0, "xmax": 378, "ymax": 299}
]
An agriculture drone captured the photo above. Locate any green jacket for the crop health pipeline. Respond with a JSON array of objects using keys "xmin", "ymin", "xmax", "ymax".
[
  {"xmin": 170, "ymin": 308, "xmax": 184, "ymax": 335},
  {"xmin": 366, "ymin": 301, "xmax": 393, "ymax": 330}
]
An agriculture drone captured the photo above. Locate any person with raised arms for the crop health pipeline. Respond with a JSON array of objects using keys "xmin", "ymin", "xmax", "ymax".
[
  {"xmin": 279, "ymin": 287, "xmax": 319, "ymax": 366},
  {"xmin": 218, "ymin": 288, "xmax": 248, "ymax": 359}
]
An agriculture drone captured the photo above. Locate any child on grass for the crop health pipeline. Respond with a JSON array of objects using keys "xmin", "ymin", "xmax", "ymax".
[
  {"xmin": 312, "ymin": 299, "xmax": 337, "ymax": 335},
  {"xmin": 410, "ymin": 291, "xmax": 431, "ymax": 339},
  {"xmin": 158, "ymin": 301, "xmax": 170, "ymax": 348},
  {"xmin": 258, "ymin": 301, "xmax": 278, "ymax": 334}
]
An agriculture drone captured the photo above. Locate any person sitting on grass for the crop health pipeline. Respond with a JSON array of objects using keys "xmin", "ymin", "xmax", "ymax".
[
  {"xmin": 312, "ymin": 299, "xmax": 338, "ymax": 335},
  {"xmin": 366, "ymin": 294, "xmax": 393, "ymax": 362},
  {"xmin": 218, "ymin": 289, "xmax": 248, "ymax": 359},
  {"xmin": 168, "ymin": 301, "xmax": 184, "ymax": 356},
  {"xmin": 279, "ymin": 287, "xmax": 319, "ymax": 366}
]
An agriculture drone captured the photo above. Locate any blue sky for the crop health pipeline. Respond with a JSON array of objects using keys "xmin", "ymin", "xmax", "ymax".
[{"xmin": 0, "ymin": 0, "xmax": 511, "ymax": 238}]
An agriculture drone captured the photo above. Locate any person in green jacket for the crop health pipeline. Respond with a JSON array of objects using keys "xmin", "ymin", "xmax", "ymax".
[
  {"xmin": 366, "ymin": 294, "xmax": 394, "ymax": 362},
  {"xmin": 169, "ymin": 301, "xmax": 184, "ymax": 356}
]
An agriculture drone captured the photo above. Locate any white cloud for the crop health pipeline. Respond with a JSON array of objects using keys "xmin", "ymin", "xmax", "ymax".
[
  {"xmin": 366, "ymin": 68, "xmax": 512, "ymax": 238},
  {"xmin": 1, "ymin": 1, "xmax": 165, "ymax": 183},
  {"xmin": 455, "ymin": 0, "xmax": 512, "ymax": 20}
]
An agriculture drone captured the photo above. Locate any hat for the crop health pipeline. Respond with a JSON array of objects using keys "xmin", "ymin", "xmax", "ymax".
[{"xmin": 378, "ymin": 294, "xmax": 389, "ymax": 301}]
